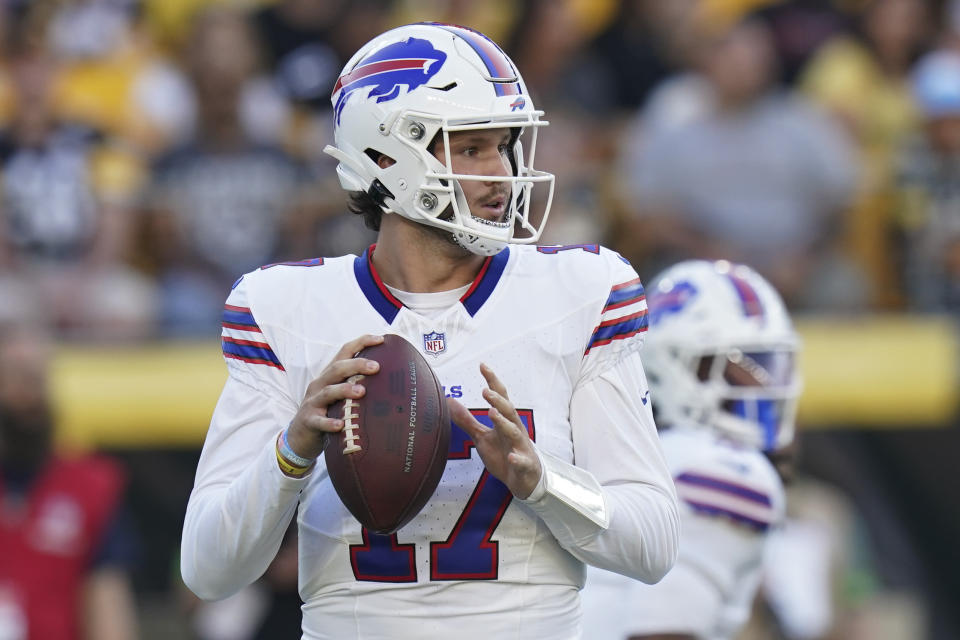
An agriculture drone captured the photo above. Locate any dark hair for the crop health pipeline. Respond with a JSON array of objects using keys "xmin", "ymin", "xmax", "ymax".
[{"xmin": 348, "ymin": 191, "xmax": 384, "ymax": 231}]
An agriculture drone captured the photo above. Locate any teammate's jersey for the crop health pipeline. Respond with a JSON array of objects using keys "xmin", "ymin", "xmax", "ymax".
[
  {"xmin": 582, "ymin": 427, "xmax": 786, "ymax": 640},
  {"xmin": 182, "ymin": 244, "xmax": 678, "ymax": 640}
]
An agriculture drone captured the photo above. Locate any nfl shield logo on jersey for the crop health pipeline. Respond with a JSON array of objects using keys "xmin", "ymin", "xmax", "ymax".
[{"xmin": 423, "ymin": 331, "xmax": 446, "ymax": 356}]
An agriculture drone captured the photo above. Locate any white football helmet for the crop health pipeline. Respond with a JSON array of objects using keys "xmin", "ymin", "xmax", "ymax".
[
  {"xmin": 323, "ymin": 22, "xmax": 555, "ymax": 256},
  {"xmin": 643, "ymin": 260, "xmax": 802, "ymax": 452}
]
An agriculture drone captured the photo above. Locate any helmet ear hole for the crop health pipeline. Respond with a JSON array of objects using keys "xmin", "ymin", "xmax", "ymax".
[
  {"xmin": 423, "ymin": 133, "xmax": 449, "ymax": 187},
  {"xmin": 426, "ymin": 131, "xmax": 442, "ymax": 156},
  {"xmin": 362, "ymin": 149, "xmax": 397, "ymax": 207},
  {"xmin": 364, "ymin": 149, "xmax": 396, "ymax": 169}
]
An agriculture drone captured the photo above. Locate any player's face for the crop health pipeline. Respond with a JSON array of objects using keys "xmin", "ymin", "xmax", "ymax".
[{"xmin": 431, "ymin": 128, "xmax": 512, "ymax": 223}]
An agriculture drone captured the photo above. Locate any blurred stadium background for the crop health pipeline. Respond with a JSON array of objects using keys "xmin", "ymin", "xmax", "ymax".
[{"xmin": 2, "ymin": 0, "xmax": 960, "ymax": 638}]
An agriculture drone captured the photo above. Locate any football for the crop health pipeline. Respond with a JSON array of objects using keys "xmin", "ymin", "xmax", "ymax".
[{"xmin": 325, "ymin": 334, "xmax": 450, "ymax": 534}]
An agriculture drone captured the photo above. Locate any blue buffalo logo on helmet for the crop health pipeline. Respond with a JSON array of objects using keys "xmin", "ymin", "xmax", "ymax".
[
  {"xmin": 332, "ymin": 37, "xmax": 447, "ymax": 124},
  {"xmin": 648, "ymin": 281, "xmax": 698, "ymax": 327}
]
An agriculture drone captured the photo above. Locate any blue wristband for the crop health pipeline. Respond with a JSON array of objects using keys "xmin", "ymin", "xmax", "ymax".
[{"xmin": 279, "ymin": 428, "xmax": 316, "ymax": 468}]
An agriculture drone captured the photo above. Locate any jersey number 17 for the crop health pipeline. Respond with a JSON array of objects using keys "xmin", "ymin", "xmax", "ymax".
[{"xmin": 349, "ymin": 409, "xmax": 535, "ymax": 581}]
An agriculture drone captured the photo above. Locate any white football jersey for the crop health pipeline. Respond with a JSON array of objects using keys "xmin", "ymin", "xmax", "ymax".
[
  {"xmin": 581, "ymin": 427, "xmax": 786, "ymax": 640},
  {"xmin": 181, "ymin": 244, "xmax": 679, "ymax": 640}
]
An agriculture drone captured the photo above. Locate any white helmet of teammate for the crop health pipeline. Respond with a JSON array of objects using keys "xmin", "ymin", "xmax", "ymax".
[
  {"xmin": 644, "ymin": 260, "xmax": 802, "ymax": 452},
  {"xmin": 324, "ymin": 22, "xmax": 555, "ymax": 256}
]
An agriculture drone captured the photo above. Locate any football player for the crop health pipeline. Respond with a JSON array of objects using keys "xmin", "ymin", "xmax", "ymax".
[
  {"xmin": 580, "ymin": 259, "xmax": 803, "ymax": 639},
  {"xmin": 180, "ymin": 22, "xmax": 679, "ymax": 639}
]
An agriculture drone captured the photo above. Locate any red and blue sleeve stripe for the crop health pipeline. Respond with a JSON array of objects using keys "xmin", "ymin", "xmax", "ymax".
[
  {"xmin": 222, "ymin": 304, "xmax": 262, "ymax": 332},
  {"xmin": 221, "ymin": 305, "xmax": 284, "ymax": 370},
  {"xmin": 222, "ymin": 337, "xmax": 285, "ymax": 370},
  {"xmin": 675, "ymin": 472, "xmax": 774, "ymax": 532},
  {"xmin": 603, "ymin": 277, "xmax": 646, "ymax": 312},
  {"xmin": 585, "ymin": 310, "xmax": 649, "ymax": 353},
  {"xmin": 683, "ymin": 501, "xmax": 772, "ymax": 532},
  {"xmin": 676, "ymin": 472, "xmax": 772, "ymax": 506},
  {"xmin": 584, "ymin": 278, "xmax": 649, "ymax": 354}
]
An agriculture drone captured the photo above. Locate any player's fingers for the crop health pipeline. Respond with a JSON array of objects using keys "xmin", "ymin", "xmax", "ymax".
[
  {"xmin": 487, "ymin": 406, "xmax": 527, "ymax": 443},
  {"xmin": 305, "ymin": 334, "xmax": 382, "ymax": 390},
  {"xmin": 482, "ymin": 386, "xmax": 522, "ymax": 425},
  {"xmin": 336, "ymin": 334, "xmax": 384, "ymax": 360},
  {"xmin": 448, "ymin": 397, "xmax": 491, "ymax": 441},
  {"xmin": 479, "ymin": 363, "xmax": 510, "ymax": 400},
  {"xmin": 286, "ymin": 408, "xmax": 338, "ymax": 459},
  {"xmin": 302, "ymin": 379, "xmax": 366, "ymax": 413},
  {"xmin": 324, "ymin": 357, "xmax": 379, "ymax": 385},
  {"xmin": 304, "ymin": 354, "xmax": 379, "ymax": 396},
  {"xmin": 298, "ymin": 411, "xmax": 345, "ymax": 434}
]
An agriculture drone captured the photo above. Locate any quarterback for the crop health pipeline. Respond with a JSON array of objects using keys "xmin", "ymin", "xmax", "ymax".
[
  {"xmin": 581, "ymin": 260, "xmax": 802, "ymax": 639},
  {"xmin": 180, "ymin": 22, "xmax": 679, "ymax": 640}
]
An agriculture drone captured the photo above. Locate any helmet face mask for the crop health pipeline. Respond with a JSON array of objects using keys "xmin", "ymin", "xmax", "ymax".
[
  {"xmin": 324, "ymin": 22, "xmax": 555, "ymax": 256},
  {"xmin": 690, "ymin": 345, "xmax": 799, "ymax": 451},
  {"xmin": 644, "ymin": 261, "xmax": 802, "ymax": 452}
]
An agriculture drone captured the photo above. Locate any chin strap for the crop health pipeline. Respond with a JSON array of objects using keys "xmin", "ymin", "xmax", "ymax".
[{"xmin": 451, "ymin": 230, "xmax": 507, "ymax": 257}]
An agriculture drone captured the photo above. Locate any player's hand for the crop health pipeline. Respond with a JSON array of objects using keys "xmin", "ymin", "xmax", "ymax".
[
  {"xmin": 287, "ymin": 334, "xmax": 383, "ymax": 460},
  {"xmin": 448, "ymin": 363, "xmax": 542, "ymax": 499}
]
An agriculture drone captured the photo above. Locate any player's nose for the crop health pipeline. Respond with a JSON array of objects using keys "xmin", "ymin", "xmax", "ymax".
[{"xmin": 481, "ymin": 149, "xmax": 511, "ymax": 184}]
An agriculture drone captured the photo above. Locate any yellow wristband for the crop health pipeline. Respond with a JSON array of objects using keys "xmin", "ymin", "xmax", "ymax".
[{"xmin": 276, "ymin": 439, "xmax": 315, "ymax": 478}]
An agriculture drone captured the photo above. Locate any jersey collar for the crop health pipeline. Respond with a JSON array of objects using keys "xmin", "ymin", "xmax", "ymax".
[{"xmin": 354, "ymin": 244, "xmax": 511, "ymax": 323}]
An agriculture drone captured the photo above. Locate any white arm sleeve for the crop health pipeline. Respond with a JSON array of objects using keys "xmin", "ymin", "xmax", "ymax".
[
  {"xmin": 522, "ymin": 350, "xmax": 680, "ymax": 583},
  {"xmin": 181, "ymin": 376, "xmax": 306, "ymax": 600}
]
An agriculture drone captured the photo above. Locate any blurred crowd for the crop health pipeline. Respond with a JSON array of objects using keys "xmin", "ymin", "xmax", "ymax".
[
  {"xmin": 0, "ymin": 0, "xmax": 959, "ymax": 343},
  {"xmin": 1, "ymin": 0, "xmax": 960, "ymax": 639}
]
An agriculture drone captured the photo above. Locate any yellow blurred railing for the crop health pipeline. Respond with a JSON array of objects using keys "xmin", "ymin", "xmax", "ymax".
[
  {"xmin": 49, "ymin": 315, "xmax": 959, "ymax": 450},
  {"xmin": 52, "ymin": 340, "xmax": 226, "ymax": 450},
  {"xmin": 794, "ymin": 314, "xmax": 958, "ymax": 427}
]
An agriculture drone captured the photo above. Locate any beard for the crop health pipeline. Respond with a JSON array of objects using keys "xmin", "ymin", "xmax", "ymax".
[{"xmin": 0, "ymin": 404, "xmax": 54, "ymax": 472}]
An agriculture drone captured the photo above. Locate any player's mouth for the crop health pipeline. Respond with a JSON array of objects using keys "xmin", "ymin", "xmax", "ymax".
[{"xmin": 477, "ymin": 194, "xmax": 508, "ymax": 221}]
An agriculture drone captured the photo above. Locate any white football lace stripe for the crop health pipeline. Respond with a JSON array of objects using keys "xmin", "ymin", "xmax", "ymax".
[{"xmin": 342, "ymin": 374, "xmax": 363, "ymax": 454}]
